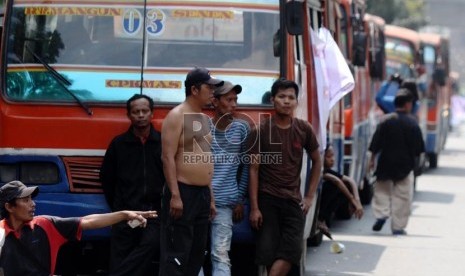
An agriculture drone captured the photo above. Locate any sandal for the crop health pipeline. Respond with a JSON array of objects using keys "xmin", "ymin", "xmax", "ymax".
[{"xmin": 317, "ymin": 221, "xmax": 333, "ymax": 240}]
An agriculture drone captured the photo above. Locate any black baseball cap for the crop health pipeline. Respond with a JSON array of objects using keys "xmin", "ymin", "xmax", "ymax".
[
  {"xmin": 184, "ymin": 67, "xmax": 224, "ymax": 88},
  {"xmin": 0, "ymin": 181, "xmax": 39, "ymax": 203},
  {"xmin": 214, "ymin": 81, "xmax": 242, "ymax": 97}
]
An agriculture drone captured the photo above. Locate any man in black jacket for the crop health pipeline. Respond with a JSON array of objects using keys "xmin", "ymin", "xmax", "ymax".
[{"xmin": 100, "ymin": 94, "xmax": 165, "ymax": 275}]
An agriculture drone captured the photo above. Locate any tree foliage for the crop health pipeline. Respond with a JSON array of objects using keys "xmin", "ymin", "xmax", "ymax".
[{"xmin": 366, "ymin": 0, "xmax": 427, "ymax": 30}]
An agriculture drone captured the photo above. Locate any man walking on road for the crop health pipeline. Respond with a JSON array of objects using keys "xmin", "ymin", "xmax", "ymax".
[{"xmin": 369, "ymin": 88, "xmax": 425, "ymax": 235}]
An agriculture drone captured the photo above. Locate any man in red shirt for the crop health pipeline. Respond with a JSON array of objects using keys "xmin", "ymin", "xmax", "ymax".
[{"xmin": 0, "ymin": 180, "xmax": 156, "ymax": 276}]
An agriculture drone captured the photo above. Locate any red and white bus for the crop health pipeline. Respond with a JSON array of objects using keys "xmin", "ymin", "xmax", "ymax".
[{"xmin": 342, "ymin": 11, "xmax": 387, "ymax": 206}]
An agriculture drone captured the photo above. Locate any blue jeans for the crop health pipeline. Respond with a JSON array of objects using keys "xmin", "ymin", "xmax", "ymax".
[{"xmin": 211, "ymin": 207, "xmax": 233, "ymax": 276}]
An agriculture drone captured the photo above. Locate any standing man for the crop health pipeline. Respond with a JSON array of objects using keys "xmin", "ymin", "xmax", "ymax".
[
  {"xmin": 369, "ymin": 88, "xmax": 425, "ymax": 235},
  {"xmin": 210, "ymin": 81, "xmax": 249, "ymax": 275},
  {"xmin": 248, "ymin": 78, "xmax": 322, "ymax": 276},
  {"xmin": 100, "ymin": 94, "xmax": 165, "ymax": 275},
  {"xmin": 159, "ymin": 67, "xmax": 223, "ymax": 276},
  {"xmin": 0, "ymin": 180, "xmax": 157, "ymax": 276}
]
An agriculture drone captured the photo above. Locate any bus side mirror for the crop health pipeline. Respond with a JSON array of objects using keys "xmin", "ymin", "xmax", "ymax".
[
  {"xmin": 352, "ymin": 31, "xmax": 367, "ymax": 66},
  {"xmin": 370, "ymin": 48, "xmax": 385, "ymax": 79},
  {"xmin": 285, "ymin": 1, "xmax": 304, "ymax": 35},
  {"xmin": 273, "ymin": 29, "xmax": 280, "ymax": 57}
]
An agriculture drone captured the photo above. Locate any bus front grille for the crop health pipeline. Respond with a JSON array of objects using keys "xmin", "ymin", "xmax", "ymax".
[{"xmin": 62, "ymin": 157, "xmax": 104, "ymax": 193}]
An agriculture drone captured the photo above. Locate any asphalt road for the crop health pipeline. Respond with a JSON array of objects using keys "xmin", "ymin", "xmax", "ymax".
[{"xmin": 305, "ymin": 124, "xmax": 465, "ymax": 276}]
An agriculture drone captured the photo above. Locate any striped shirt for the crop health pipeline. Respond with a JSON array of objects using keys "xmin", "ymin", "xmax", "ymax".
[{"xmin": 210, "ymin": 118, "xmax": 250, "ymax": 207}]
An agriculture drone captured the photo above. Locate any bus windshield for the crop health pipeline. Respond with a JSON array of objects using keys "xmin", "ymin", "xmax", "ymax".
[
  {"xmin": 4, "ymin": 0, "xmax": 279, "ymax": 105},
  {"xmin": 385, "ymin": 37, "xmax": 415, "ymax": 78}
]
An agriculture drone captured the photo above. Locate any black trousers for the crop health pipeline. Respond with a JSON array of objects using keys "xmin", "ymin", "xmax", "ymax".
[
  {"xmin": 159, "ymin": 183, "xmax": 211, "ymax": 276},
  {"xmin": 109, "ymin": 219, "xmax": 160, "ymax": 276}
]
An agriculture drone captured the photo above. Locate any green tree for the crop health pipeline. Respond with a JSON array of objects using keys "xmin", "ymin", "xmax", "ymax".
[{"xmin": 367, "ymin": 0, "xmax": 427, "ymax": 30}]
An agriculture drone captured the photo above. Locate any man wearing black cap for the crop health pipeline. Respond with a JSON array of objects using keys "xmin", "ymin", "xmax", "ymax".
[
  {"xmin": 0, "ymin": 180, "xmax": 157, "ymax": 275},
  {"xmin": 159, "ymin": 67, "xmax": 223, "ymax": 276},
  {"xmin": 369, "ymin": 88, "xmax": 425, "ymax": 235},
  {"xmin": 208, "ymin": 81, "xmax": 250, "ymax": 275}
]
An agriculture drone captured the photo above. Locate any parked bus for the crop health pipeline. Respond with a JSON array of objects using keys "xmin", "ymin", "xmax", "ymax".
[
  {"xmin": 419, "ymin": 32, "xmax": 451, "ymax": 168},
  {"xmin": 0, "ymin": 0, "xmax": 346, "ymax": 274},
  {"xmin": 285, "ymin": 0, "xmax": 377, "ymax": 246},
  {"xmin": 311, "ymin": 0, "xmax": 378, "ymax": 225},
  {"xmin": 342, "ymin": 12, "xmax": 386, "ymax": 206}
]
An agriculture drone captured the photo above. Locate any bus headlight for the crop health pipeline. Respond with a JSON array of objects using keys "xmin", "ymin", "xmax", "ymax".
[{"xmin": 0, "ymin": 162, "xmax": 59, "ymax": 184}]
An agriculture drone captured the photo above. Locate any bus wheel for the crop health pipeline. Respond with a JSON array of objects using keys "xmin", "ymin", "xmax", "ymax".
[
  {"xmin": 428, "ymin": 153, "xmax": 438, "ymax": 169},
  {"xmin": 307, "ymin": 231, "xmax": 323, "ymax": 247}
]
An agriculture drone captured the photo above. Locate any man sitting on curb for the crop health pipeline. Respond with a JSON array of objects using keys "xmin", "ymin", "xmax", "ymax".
[{"xmin": 0, "ymin": 180, "xmax": 157, "ymax": 275}]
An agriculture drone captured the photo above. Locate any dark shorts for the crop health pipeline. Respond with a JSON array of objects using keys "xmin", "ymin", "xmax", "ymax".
[{"xmin": 255, "ymin": 193, "xmax": 305, "ymax": 266}]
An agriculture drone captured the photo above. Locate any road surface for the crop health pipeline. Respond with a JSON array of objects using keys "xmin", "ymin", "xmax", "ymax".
[{"xmin": 305, "ymin": 124, "xmax": 465, "ymax": 276}]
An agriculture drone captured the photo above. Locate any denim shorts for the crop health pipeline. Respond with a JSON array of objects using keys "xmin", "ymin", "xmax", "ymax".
[{"xmin": 255, "ymin": 193, "xmax": 305, "ymax": 266}]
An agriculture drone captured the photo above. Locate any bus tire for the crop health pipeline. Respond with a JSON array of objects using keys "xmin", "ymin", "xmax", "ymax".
[
  {"xmin": 428, "ymin": 153, "xmax": 438, "ymax": 169},
  {"xmin": 307, "ymin": 231, "xmax": 323, "ymax": 247}
]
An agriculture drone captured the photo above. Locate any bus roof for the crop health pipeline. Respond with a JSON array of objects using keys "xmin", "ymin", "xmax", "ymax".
[
  {"xmin": 364, "ymin": 13, "xmax": 385, "ymax": 28},
  {"xmin": 338, "ymin": 0, "xmax": 366, "ymax": 8},
  {"xmin": 385, "ymin": 25, "xmax": 420, "ymax": 50},
  {"xmin": 339, "ymin": 0, "xmax": 366, "ymax": 5},
  {"xmin": 419, "ymin": 32, "xmax": 442, "ymax": 46}
]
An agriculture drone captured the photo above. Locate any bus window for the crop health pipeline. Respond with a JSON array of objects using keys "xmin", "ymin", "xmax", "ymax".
[
  {"xmin": 4, "ymin": 3, "xmax": 279, "ymax": 105},
  {"xmin": 422, "ymin": 45, "xmax": 436, "ymax": 77},
  {"xmin": 338, "ymin": 4, "xmax": 349, "ymax": 58},
  {"xmin": 385, "ymin": 37, "xmax": 415, "ymax": 79}
]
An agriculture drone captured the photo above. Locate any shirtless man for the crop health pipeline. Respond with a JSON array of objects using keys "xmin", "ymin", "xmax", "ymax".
[{"xmin": 159, "ymin": 67, "xmax": 223, "ymax": 276}]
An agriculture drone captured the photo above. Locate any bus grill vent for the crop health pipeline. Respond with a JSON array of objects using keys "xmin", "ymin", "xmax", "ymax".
[{"xmin": 62, "ymin": 157, "xmax": 104, "ymax": 193}]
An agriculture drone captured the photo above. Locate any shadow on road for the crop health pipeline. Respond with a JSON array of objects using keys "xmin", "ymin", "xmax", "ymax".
[
  {"xmin": 424, "ymin": 166, "xmax": 465, "ymax": 177},
  {"xmin": 413, "ymin": 190, "xmax": 455, "ymax": 204},
  {"xmin": 440, "ymin": 147, "xmax": 465, "ymax": 156},
  {"xmin": 306, "ymin": 240, "xmax": 384, "ymax": 276}
]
